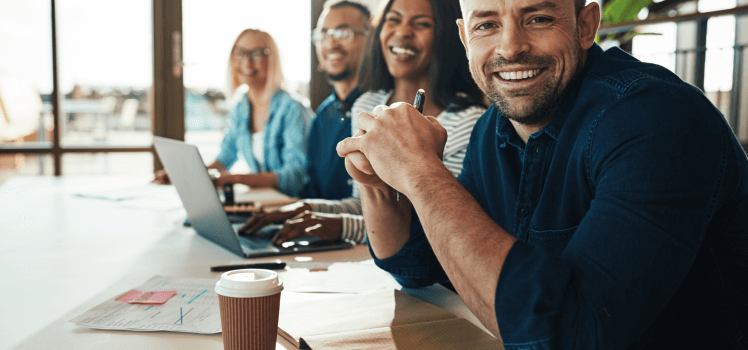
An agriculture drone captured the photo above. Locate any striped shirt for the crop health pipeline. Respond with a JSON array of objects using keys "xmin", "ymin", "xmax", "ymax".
[{"xmin": 302, "ymin": 90, "xmax": 485, "ymax": 244}]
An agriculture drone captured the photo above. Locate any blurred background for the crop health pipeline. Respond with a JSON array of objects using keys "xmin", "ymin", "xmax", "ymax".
[{"xmin": 1, "ymin": 0, "xmax": 746, "ymax": 185}]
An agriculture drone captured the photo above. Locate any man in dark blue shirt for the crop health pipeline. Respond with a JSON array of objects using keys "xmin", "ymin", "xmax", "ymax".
[
  {"xmin": 300, "ymin": 86, "xmax": 362, "ymax": 200},
  {"xmin": 300, "ymin": 0, "xmax": 369, "ymax": 200},
  {"xmin": 239, "ymin": 0, "xmax": 369, "ymax": 241},
  {"xmin": 337, "ymin": 0, "xmax": 748, "ymax": 348}
]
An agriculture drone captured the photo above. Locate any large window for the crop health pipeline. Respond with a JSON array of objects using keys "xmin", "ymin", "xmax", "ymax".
[
  {"xmin": 57, "ymin": 0, "xmax": 153, "ymax": 148},
  {"xmin": 0, "ymin": 0, "xmax": 53, "ymax": 181},
  {"xmin": 632, "ymin": 23, "xmax": 677, "ymax": 73},
  {"xmin": 0, "ymin": 0, "xmax": 154, "ymax": 184}
]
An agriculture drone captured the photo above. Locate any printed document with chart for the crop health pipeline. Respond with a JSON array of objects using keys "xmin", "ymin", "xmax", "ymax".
[{"xmin": 69, "ymin": 275, "xmax": 222, "ymax": 334}]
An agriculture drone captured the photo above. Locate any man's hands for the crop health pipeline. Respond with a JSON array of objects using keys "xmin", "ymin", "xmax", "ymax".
[
  {"xmin": 238, "ymin": 202, "xmax": 312, "ymax": 235},
  {"xmin": 337, "ymin": 103, "xmax": 447, "ymax": 195},
  {"xmin": 270, "ymin": 211, "xmax": 343, "ymax": 246}
]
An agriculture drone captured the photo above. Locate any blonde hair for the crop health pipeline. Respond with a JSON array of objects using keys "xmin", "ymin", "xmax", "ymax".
[{"xmin": 227, "ymin": 29, "xmax": 285, "ymax": 103}]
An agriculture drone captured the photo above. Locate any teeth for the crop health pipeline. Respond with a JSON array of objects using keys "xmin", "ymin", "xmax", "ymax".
[
  {"xmin": 391, "ymin": 46, "xmax": 417, "ymax": 56},
  {"xmin": 498, "ymin": 69, "xmax": 541, "ymax": 81},
  {"xmin": 327, "ymin": 53, "xmax": 343, "ymax": 59}
]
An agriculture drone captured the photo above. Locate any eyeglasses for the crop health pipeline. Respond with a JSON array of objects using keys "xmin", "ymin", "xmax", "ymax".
[
  {"xmin": 312, "ymin": 27, "xmax": 368, "ymax": 45},
  {"xmin": 232, "ymin": 48, "xmax": 270, "ymax": 63}
]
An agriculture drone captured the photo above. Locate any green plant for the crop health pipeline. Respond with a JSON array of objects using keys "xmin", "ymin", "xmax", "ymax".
[{"xmin": 597, "ymin": 0, "xmax": 657, "ymax": 45}]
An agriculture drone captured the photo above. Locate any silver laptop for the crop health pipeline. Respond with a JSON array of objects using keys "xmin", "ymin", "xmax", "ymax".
[{"xmin": 153, "ymin": 136, "xmax": 354, "ymax": 258}]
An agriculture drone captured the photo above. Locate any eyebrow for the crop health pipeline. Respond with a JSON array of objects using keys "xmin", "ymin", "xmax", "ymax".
[
  {"xmin": 519, "ymin": 1, "xmax": 558, "ymax": 15},
  {"xmin": 469, "ymin": 1, "xmax": 558, "ymax": 19},
  {"xmin": 469, "ymin": 10, "xmax": 498, "ymax": 19},
  {"xmin": 387, "ymin": 10, "xmax": 434, "ymax": 21}
]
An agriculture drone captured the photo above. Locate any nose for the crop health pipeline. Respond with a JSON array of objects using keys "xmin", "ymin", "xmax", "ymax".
[
  {"xmin": 244, "ymin": 57, "xmax": 256, "ymax": 70},
  {"xmin": 394, "ymin": 22, "xmax": 414, "ymax": 38},
  {"xmin": 495, "ymin": 23, "xmax": 530, "ymax": 61}
]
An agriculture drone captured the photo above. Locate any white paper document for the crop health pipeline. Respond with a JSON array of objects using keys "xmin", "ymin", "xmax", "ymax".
[
  {"xmin": 69, "ymin": 275, "xmax": 222, "ymax": 334},
  {"xmin": 74, "ymin": 184, "xmax": 175, "ymax": 201},
  {"xmin": 280, "ymin": 260, "xmax": 401, "ymax": 293}
]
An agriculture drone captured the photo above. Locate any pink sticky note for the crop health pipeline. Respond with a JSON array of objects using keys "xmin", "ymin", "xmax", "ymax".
[{"xmin": 115, "ymin": 290, "xmax": 177, "ymax": 304}]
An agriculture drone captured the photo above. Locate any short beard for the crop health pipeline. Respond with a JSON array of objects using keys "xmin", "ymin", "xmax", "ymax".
[
  {"xmin": 325, "ymin": 68, "xmax": 353, "ymax": 82},
  {"xmin": 486, "ymin": 55, "xmax": 559, "ymax": 126},
  {"xmin": 482, "ymin": 36, "xmax": 584, "ymax": 127}
]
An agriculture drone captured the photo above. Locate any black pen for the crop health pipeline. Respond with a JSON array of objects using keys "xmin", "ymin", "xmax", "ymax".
[
  {"xmin": 210, "ymin": 262, "xmax": 287, "ymax": 272},
  {"xmin": 396, "ymin": 89, "xmax": 427, "ymax": 202},
  {"xmin": 413, "ymin": 88, "xmax": 425, "ymax": 113}
]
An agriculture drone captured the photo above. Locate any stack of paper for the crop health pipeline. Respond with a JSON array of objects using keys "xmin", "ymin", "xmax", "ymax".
[
  {"xmin": 278, "ymin": 289, "xmax": 503, "ymax": 350},
  {"xmin": 280, "ymin": 260, "xmax": 401, "ymax": 293}
]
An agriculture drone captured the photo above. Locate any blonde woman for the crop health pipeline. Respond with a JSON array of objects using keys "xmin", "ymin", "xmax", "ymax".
[{"xmin": 155, "ymin": 29, "xmax": 310, "ymax": 197}]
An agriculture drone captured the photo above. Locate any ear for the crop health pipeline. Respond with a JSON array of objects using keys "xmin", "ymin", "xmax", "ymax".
[
  {"xmin": 577, "ymin": 2, "xmax": 601, "ymax": 50},
  {"xmin": 456, "ymin": 19, "xmax": 469, "ymax": 55}
]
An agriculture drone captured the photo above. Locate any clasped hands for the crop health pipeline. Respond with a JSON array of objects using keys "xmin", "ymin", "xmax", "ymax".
[
  {"xmin": 336, "ymin": 102, "xmax": 447, "ymax": 195},
  {"xmin": 238, "ymin": 103, "xmax": 446, "ymax": 245}
]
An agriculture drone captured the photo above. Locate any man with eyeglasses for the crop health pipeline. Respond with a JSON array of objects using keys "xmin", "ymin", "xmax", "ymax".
[{"xmin": 239, "ymin": 0, "xmax": 371, "ymax": 242}]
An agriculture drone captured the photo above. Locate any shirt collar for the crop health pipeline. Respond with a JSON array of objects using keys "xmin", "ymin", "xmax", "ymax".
[
  {"xmin": 495, "ymin": 43, "xmax": 603, "ymax": 145},
  {"xmin": 332, "ymin": 86, "xmax": 363, "ymax": 116}
]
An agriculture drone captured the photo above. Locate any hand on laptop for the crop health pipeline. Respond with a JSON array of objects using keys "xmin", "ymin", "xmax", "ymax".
[
  {"xmin": 270, "ymin": 211, "xmax": 343, "ymax": 246},
  {"xmin": 238, "ymin": 202, "xmax": 313, "ymax": 236}
]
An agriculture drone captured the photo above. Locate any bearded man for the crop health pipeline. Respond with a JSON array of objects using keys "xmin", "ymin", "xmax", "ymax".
[{"xmin": 337, "ymin": 0, "xmax": 748, "ymax": 348}]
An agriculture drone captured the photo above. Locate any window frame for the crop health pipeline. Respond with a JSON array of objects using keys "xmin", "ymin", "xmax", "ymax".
[{"xmin": 0, "ymin": 0, "xmax": 184, "ymax": 175}]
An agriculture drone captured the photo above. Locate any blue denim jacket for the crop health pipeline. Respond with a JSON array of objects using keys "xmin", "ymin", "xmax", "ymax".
[
  {"xmin": 298, "ymin": 87, "xmax": 362, "ymax": 200},
  {"xmin": 216, "ymin": 89, "xmax": 311, "ymax": 197},
  {"xmin": 374, "ymin": 44, "xmax": 748, "ymax": 349}
]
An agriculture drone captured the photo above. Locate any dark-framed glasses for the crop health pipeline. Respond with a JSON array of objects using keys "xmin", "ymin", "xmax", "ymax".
[
  {"xmin": 232, "ymin": 47, "xmax": 270, "ymax": 62},
  {"xmin": 312, "ymin": 27, "xmax": 368, "ymax": 45}
]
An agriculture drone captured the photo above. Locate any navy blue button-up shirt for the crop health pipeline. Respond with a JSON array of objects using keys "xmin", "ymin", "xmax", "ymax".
[
  {"xmin": 374, "ymin": 44, "xmax": 748, "ymax": 349},
  {"xmin": 299, "ymin": 87, "xmax": 362, "ymax": 200}
]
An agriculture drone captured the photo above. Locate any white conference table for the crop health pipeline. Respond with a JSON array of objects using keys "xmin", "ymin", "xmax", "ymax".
[{"xmin": 0, "ymin": 176, "xmax": 489, "ymax": 350}]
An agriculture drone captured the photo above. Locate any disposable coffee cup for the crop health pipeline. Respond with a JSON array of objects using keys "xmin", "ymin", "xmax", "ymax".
[{"xmin": 215, "ymin": 269, "xmax": 284, "ymax": 350}]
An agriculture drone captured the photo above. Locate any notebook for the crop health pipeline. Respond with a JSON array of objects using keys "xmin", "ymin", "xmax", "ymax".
[{"xmin": 153, "ymin": 136, "xmax": 354, "ymax": 258}]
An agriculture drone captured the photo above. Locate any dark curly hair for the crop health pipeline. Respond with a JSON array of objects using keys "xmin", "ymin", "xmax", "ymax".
[{"xmin": 358, "ymin": 0, "xmax": 482, "ymax": 111}]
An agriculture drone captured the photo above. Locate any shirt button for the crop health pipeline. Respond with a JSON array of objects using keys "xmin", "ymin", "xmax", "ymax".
[
  {"xmin": 535, "ymin": 146, "xmax": 540, "ymax": 153},
  {"xmin": 521, "ymin": 207, "xmax": 529, "ymax": 216}
]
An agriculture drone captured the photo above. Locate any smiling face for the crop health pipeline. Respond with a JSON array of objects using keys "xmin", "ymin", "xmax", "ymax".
[
  {"xmin": 380, "ymin": 0, "xmax": 436, "ymax": 81},
  {"xmin": 233, "ymin": 33, "xmax": 269, "ymax": 88},
  {"xmin": 315, "ymin": 6, "xmax": 369, "ymax": 82},
  {"xmin": 458, "ymin": 0, "xmax": 599, "ymax": 126}
]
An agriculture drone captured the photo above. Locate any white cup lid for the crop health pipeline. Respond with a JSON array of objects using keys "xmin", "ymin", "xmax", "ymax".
[{"xmin": 215, "ymin": 269, "xmax": 284, "ymax": 298}]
